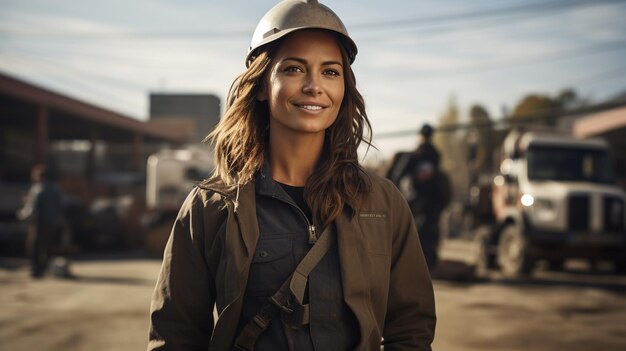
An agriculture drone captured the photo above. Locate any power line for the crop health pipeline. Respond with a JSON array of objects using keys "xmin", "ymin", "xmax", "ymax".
[
  {"xmin": 4, "ymin": 51, "xmax": 149, "ymax": 91},
  {"xmin": 567, "ymin": 64, "xmax": 626, "ymax": 87},
  {"xmin": 406, "ymin": 39, "xmax": 626, "ymax": 79},
  {"xmin": 1, "ymin": 54, "xmax": 144, "ymax": 115},
  {"xmin": 6, "ymin": 44, "xmax": 214, "ymax": 73},
  {"xmin": 355, "ymin": 0, "xmax": 623, "ymax": 32},
  {"xmin": 370, "ymin": 61, "xmax": 626, "ymax": 140},
  {"xmin": 355, "ymin": 2, "xmax": 625, "ymax": 42},
  {"xmin": 0, "ymin": 49, "xmax": 226, "ymax": 104},
  {"xmin": 1, "ymin": 0, "xmax": 624, "ymax": 40},
  {"xmin": 2, "ymin": 1, "xmax": 624, "ymax": 130},
  {"xmin": 3, "ymin": 36, "xmax": 624, "ymax": 125},
  {"xmin": 374, "ymin": 99, "xmax": 626, "ymax": 139},
  {"xmin": 355, "ymin": 4, "xmax": 564, "ymax": 41},
  {"xmin": 6, "ymin": 31, "xmax": 625, "ymax": 84}
]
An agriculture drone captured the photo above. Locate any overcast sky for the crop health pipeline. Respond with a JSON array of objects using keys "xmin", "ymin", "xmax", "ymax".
[{"xmin": 1, "ymin": 0, "xmax": 625, "ymax": 160}]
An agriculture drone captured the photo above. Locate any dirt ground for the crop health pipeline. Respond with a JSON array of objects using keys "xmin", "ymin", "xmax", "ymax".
[
  {"xmin": 1, "ymin": 252, "xmax": 625, "ymax": 351},
  {"xmin": 433, "ymin": 263, "xmax": 626, "ymax": 351}
]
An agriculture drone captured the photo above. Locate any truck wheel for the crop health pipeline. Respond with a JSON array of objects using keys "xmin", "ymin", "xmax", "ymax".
[{"xmin": 497, "ymin": 224, "xmax": 534, "ymax": 278}]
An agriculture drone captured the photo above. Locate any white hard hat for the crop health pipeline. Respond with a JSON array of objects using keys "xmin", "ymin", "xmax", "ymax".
[{"xmin": 246, "ymin": 0, "xmax": 357, "ymax": 67}]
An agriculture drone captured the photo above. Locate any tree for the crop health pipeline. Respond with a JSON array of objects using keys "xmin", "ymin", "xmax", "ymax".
[
  {"xmin": 511, "ymin": 94, "xmax": 560, "ymax": 127},
  {"xmin": 433, "ymin": 95, "xmax": 467, "ymax": 201},
  {"xmin": 433, "ymin": 95, "xmax": 460, "ymax": 154},
  {"xmin": 509, "ymin": 88, "xmax": 584, "ymax": 127},
  {"xmin": 466, "ymin": 104, "xmax": 496, "ymax": 177}
]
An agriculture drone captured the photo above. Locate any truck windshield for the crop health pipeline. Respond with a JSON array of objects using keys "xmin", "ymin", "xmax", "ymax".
[{"xmin": 527, "ymin": 146, "xmax": 614, "ymax": 184}]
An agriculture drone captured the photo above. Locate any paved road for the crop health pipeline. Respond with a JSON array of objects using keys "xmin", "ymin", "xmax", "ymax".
[{"xmin": 1, "ymin": 253, "xmax": 625, "ymax": 351}]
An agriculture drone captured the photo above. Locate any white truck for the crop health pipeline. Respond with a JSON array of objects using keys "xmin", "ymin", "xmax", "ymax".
[
  {"xmin": 442, "ymin": 131, "xmax": 626, "ymax": 278},
  {"xmin": 143, "ymin": 146, "xmax": 214, "ymax": 255}
]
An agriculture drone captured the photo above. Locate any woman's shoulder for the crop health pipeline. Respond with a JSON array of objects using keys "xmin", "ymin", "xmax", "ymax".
[
  {"xmin": 358, "ymin": 170, "xmax": 413, "ymax": 230},
  {"xmin": 179, "ymin": 180, "xmax": 230, "ymax": 214},
  {"xmin": 363, "ymin": 169, "xmax": 405, "ymax": 204}
]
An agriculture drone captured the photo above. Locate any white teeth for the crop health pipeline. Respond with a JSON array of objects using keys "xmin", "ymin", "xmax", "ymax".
[{"xmin": 299, "ymin": 105, "xmax": 322, "ymax": 111}]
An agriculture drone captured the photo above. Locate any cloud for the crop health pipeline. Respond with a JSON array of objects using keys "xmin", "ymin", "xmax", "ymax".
[
  {"xmin": 0, "ymin": 9, "xmax": 249, "ymax": 118},
  {"xmin": 1, "ymin": 0, "xmax": 625, "ymax": 159},
  {"xmin": 564, "ymin": 3, "xmax": 626, "ymax": 41}
]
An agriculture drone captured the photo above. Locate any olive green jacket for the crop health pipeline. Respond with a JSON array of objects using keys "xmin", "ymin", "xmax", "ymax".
[{"xmin": 148, "ymin": 172, "xmax": 436, "ymax": 350}]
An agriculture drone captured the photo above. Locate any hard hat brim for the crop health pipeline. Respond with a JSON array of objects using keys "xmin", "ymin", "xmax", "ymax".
[{"xmin": 246, "ymin": 26, "xmax": 357, "ymax": 67}]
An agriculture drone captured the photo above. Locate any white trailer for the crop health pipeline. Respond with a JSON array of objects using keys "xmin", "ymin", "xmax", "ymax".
[{"xmin": 143, "ymin": 146, "xmax": 214, "ymax": 255}]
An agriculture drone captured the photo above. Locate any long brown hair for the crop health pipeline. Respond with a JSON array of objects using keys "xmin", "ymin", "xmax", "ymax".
[{"xmin": 206, "ymin": 31, "xmax": 372, "ymax": 227}]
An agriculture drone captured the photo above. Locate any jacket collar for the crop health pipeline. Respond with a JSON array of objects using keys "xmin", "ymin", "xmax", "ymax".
[
  {"xmin": 231, "ymin": 180, "xmax": 259, "ymax": 258},
  {"xmin": 255, "ymin": 157, "xmax": 303, "ymax": 210},
  {"xmin": 199, "ymin": 175, "xmax": 261, "ymax": 258},
  {"xmin": 256, "ymin": 158, "xmax": 283, "ymax": 198},
  {"xmin": 198, "ymin": 159, "xmax": 288, "ymax": 215}
]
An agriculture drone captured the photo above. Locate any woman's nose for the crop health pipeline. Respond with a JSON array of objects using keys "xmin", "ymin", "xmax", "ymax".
[{"xmin": 302, "ymin": 74, "xmax": 322, "ymax": 95}]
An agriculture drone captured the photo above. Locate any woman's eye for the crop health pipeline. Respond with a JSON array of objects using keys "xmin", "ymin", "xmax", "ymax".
[
  {"xmin": 324, "ymin": 69, "xmax": 341, "ymax": 77},
  {"xmin": 285, "ymin": 66, "xmax": 303, "ymax": 73}
]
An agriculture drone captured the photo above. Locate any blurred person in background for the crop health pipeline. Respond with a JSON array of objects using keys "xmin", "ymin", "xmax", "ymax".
[
  {"xmin": 148, "ymin": 1, "xmax": 435, "ymax": 350},
  {"xmin": 17, "ymin": 163, "xmax": 68, "ymax": 278},
  {"xmin": 387, "ymin": 124, "xmax": 449, "ymax": 270}
]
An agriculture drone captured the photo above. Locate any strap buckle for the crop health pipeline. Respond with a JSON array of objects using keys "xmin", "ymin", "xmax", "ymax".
[
  {"xmin": 251, "ymin": 314, "xmax": 270, "ymax": 329},
  {"xmin": 234, "ymin": 340, "xmax": 252, "ymax": 351},
  {"xmin": 281, "ymin": 303, "xmax": 309, "ymax": 330},
  {"xmin": 233, "ymin": 304, "xmax": 276, "ymax": 351},
  {"xmin": 269, "ymin": 295, "xmax": 294, "ymax": 314}
]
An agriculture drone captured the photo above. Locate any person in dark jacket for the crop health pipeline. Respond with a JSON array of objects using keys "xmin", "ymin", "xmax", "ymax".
[
  {"xmin": 148, "ymin": 1, "xmax": 436, "ymax": 350},
  {"xmin": 387, "ymin": 124, "xmax": 446, "ymax": 270},
  {"xmin": 17, "ymin": 163, "xmax": 65, "ymax": 278}
]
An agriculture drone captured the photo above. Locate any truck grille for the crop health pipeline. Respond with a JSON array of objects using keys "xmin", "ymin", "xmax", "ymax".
[
  {"xmin": 604, "ymin": 196, "xmax": 625, "ymax": 232},
  {"xmin": 568, "ymin": 195, "xmax": 589, "ymax": 232}
]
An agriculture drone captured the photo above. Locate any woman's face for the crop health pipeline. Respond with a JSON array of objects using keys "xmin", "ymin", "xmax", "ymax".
[{"xmin": 260, "ymin": 30, "xmax": 345, "ymax": 138}]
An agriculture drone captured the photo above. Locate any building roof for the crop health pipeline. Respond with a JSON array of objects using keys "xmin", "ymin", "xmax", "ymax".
[
  {"xmin": 573, "ymin": 105, "xmax": 626, "ymax": 139},
  {"xmin": 0, "ymin": 72, "xmax": 184, "ymax": 143}
]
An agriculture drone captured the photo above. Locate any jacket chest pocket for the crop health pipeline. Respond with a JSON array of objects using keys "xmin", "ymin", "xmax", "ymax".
[
  {"xmin": 246, "ymin": 237, "xmax": 294, "ymax": 296},
  {"xmin": 359, "ymin": 212, "xmax": 391, "ymax": 256}
]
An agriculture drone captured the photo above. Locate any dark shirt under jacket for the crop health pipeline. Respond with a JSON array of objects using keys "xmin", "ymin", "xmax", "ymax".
[{"xmin": 236, "ymin": 167, "xmax": 359, "ymax": 351}]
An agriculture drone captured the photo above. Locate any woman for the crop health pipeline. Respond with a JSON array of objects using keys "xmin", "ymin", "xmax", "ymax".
[{"xmin": 148, "ymin": 1, "xmax": 436, "ymax": 350}]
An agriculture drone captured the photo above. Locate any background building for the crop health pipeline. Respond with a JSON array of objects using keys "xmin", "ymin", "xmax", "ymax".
[
  {"xmin": 149, "ymin": 93, "xmax": 221, "ymax": 144},
  {"xmin": 0, "ymin": 73, "xmax": 185, "ymax": 252}
]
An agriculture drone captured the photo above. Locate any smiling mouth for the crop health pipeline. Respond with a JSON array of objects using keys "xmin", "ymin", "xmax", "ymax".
[{"xmin": 296, "ymin": 104, "xmax": 324, "ymax": 111}]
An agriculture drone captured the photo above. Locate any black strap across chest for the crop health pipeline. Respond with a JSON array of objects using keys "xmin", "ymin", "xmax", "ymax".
[{"xmin": 234, "ymin": 225, "xmax": 334, "ymax": 351}]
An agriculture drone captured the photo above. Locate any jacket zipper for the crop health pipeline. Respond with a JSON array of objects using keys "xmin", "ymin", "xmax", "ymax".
[{"xmin": 272, "ymin": 195, "xmax": 318, "ymax": 244}]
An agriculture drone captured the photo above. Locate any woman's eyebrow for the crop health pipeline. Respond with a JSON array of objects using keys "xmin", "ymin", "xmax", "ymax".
[
  {"xmin": 322, "ymin": 60, "xmax": 343, "ymax": 67},
  {"xmin": 283, "ymin": 57, "xmax": 343, "ymax": 67}
]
